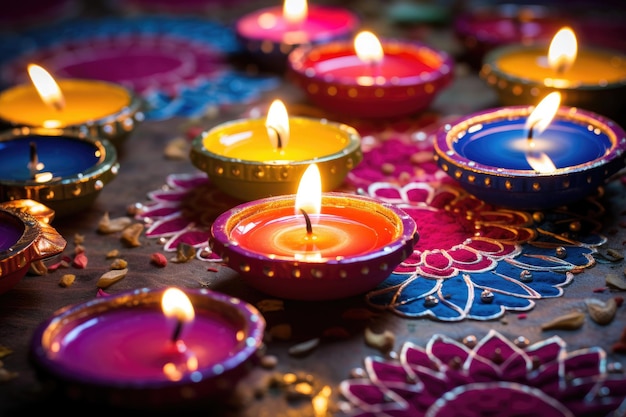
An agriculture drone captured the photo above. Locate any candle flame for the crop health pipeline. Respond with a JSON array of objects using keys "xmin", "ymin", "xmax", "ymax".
[
  {"xmin": 27, "ymin": 64, "xmax": 65, "ymax": 111},
  {"xmin": 354, "ymin": 31, "xmax": 384, "ymax": 65},
  {"xmin": 283, "ymin": 0, "xmax": 308, "ymax": 25},
  {"xmin": 548, "ymin": 27, "xmax": 577, "ymax": 74},
  {"xmin": 295, "ymin": 164, "xmax": 322, "ymax": 216},
  {"xmin": 162, "ymin": 288, "xmax": 195, "ymax": 323},
  {"xmin": 525, "ymin": 92, "xmax": 561, "ymax": 137},
  {"xmin": 526, "ymin": 150, "xmax": 558, "ymax": 173},
  {"xmin": 265, "ymin": 99, "xmax": 290, "ymax": 150}
]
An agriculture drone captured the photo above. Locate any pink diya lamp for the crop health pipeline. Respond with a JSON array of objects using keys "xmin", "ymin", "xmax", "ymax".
[
  {"xmin": 234, "ymin": 0, "xmax": 360, "ymax": 72},
  {"xmin": 434, "ymin": 92, "xmax": 626, "ymax": 210},
  {"xmin": 0, "ymin": 199, "xmax": 66, "ymax": 294},
  {"xmin": 209, "ymin": 164, "xmax": 419, "ymax": 301},
  {"xmin": 189, "ymin": 99, "xmax": 362, "ymax": 201},
  {"xmin": 0, "ymin": 64, "xmax": 143, "ymax": 149},
  {"xmin": 287, "ymin": 30, "xmax": 454, "ymax": 119},
  {"xmin": 480, "ymin": 26, "xmax": 626, "ymax": 121},
  {"xmin": 29, "ymin": 287, "xmax": 265, "ymax": 409}
]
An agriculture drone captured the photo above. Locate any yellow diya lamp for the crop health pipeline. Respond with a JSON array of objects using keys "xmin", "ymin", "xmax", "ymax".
[
  {"xmin": 480, "ymin": 26, "xmax": 626, "ymax": 120},
  {"xmin": 189, "ymin": 99, "xmax": 362, "ymax": 201},
  {"xmin": 0, "ymin": 64, "xmax": 144, "ymax": 149}
]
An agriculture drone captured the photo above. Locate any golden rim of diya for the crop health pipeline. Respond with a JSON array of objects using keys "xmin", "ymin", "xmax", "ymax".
[
  {"xmin": 189, "ymin": 117, "xmax": 363, "ymax": 201},
  {"xmin": 0, "ymin": 127, "xmax": 119, "ymax": 216},
  {"xmin": 0, "ymin": 200, "xmax": 66, "ymax": 292}
]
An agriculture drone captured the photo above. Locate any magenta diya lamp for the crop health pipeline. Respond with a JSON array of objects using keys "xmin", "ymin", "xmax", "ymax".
[
  {"xmin": 234, "ymin": 0, "xmax": 359, "ymax": 72},
  {"xmin": 209, "ymin": 164, "xmax": 419, "ymax": 300},
  {"xmin": 29, "ymin": 287, "xmax": 265, "ymax": 409},
  {"xmin": 287, "ymin": 30, "xmax": 454, "ymax": 119},
  {"xmin": 434, "ymin": 92, "xmax": 626, "ymax": 210}
]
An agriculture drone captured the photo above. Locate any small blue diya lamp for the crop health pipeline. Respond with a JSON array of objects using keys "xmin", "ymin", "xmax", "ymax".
[
  {"xmin": 434, "ymin": 93, "xmax": 626, "ymax": 210},
  {"xmin": 0, "ymin": 199, "xmax": 66, "ymax": 294},
  {"xmin": 0, "ymin": 127, "xmax": 119, "ymax": 216}
]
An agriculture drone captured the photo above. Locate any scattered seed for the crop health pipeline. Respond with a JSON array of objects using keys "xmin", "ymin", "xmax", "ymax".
[
  {"xmin": 586, "ymin": 298, "xmax": 618, "ymax": 325},
  {"xmin": 106, "ymin": 249, "xmax": 120, "ymax": 259},
  {"xmin": 120, "ymin": 223, "xmax": 144, "ymax": 247},
  {"xmin": 593, "ymin": 287, "xmax": 608, "ymax": 293},
  {"xmin": 59, "ymin": 274, "xmax": 76, "ymax": 287},
  {"xmin": 268, "ymin": 324, "xmax": 292, "ymax": 340},
  {"xmin": 164, "ymin": 137, "xmax": 189, "ymax": 160},
  {"xmin": 28, "ymin": 260, "xmax": 48, "ymax": 276},
  {"xmin": 97, "ymin": 268, "xmax": 128, "ymax": 288},
  {"xmin": 517, "ymin": 313, "xmax": 527, "ymax": 320},
  {"xmin": 110, "ymin": 259, "xmax": 128, "ymax": 270},
  {"xmin": 541, "ymin": 311, "xmax": 585, "ymax": 331},
  {"xmin": 150, "ymin": 252, "xmax": 167, "ymax": 268},
  {"xmin": 364, "ymin": 327, "xmax": 395, "ymax": 354},
  {"xmin": 607, "ymin": 273, "xmax": 626, "ymax": 290},
  {"xmin": 72, "ymin": 251, "xmax": 88, "ymax": 269},
  {"xmin": 74, "ymin": 234, "xmax": 85, "ymax": 245},
  {"xmin": 259, "ymin": 355, "xmax": 278, "ymax": 369},
  {"xmin": 207, "ymin": 267, "xmax": 219, "ymax": 272},
  {"xmin": 288, "ymin": 338, "xmax": 320, "ymax": 357},
  {"xmin": 256, "ymin": 299, "xmax": 284, "ymax": 313},
  {"xmin": 98, "ymin": 212, "xmax": 133, "ymax": 234},
  {"xmin": 74, "ymin": 244, "xmax": 85, "ymax": 254},
  {"xmin": 172, "ymin": 242, "xmax": 196, "ymax": 263}
]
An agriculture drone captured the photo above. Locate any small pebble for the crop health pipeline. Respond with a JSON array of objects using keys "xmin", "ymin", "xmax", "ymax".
[{"xmin": 59, "ymin": 274, "xmax": 76, "ymax": 287}]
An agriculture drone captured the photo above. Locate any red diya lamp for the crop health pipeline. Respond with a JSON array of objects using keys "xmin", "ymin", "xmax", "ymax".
[
  {"xmin": 30, "ymin": 287, "xmax": 265, "ymax": 409},
  {"xmin": 234, "ymin": 0, "xmax": 360, "ymax": 72},
  {"xmin": 480, "ymin": 26, "xmax": 626, "ymax": 121},
  {"xmin": 287, "ymin": 30, "xmax": 454, "ymax": 119},
  {"xmin": 433, "ymin": 92, "xmax": 626, "ymax": 210},
  {"xmin": 0, "ymin": 199, "xmax": 66, "ymax": 294},
  {"xmin": 0, "ymin": 64, "xmax": 144, "ymax": 150},
  {"xmin": 209, "ymin": 164, "xmax": 419, "ymax": 301}
]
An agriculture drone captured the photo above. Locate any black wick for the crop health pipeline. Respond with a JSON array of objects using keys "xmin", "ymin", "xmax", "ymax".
[
  {"xmin": 29, "ymin": 141, "xmax": 38, "ymax": 179},
  {"xmin": 300, "ymin": 208, "xmax": 313, "ymax": 235},
  {"xmin": 268, "ymin": 125, "xmax": 283, "ymax": 150},
  {"xmin": 527, "ymin": 120, "xmax": 539, "ymax": 141},
  {"xmin": 171, "ymin": 319, "xmax": 183, "ymax": 343}
]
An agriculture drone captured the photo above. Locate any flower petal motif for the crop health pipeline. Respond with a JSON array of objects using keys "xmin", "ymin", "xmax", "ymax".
[
  {"xmin": 363, "ymin": 182, "xmax": 601, "ymax": 321},
  {"xmin": 135, "ymin": 172, "xmax": 239, "ymax": 256},
  {"xmin": 340, "ymin": 330, "xmax": 626, "ymax": 417}
]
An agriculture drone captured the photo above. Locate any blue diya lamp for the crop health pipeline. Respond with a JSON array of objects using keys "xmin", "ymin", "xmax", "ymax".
[
  {"xmin": 0, "ymin": 127, "xmax": 119, "ymax": 216},
  {"xmin": 434, "ymin": 105, "xmax": 626, "ymax": 210}
]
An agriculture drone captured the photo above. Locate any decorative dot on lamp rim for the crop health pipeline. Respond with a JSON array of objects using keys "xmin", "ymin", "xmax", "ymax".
[
  {"xmin": 29, "ymin": 287, "xmax": 265, "ymax": 409},
  {"xmin": 287, "ymin": 30, "xmax": 455, "ymax": 119},
  {"xmin": 433, "ymin": 93, "xmax": 626, "ymax": 210},
  {"xmin": 0, "ymin": 199, "xmax": 66, "ymax": 294},
  {"xmin": 479, "ymin": 26, "xmax": 626, "ymax": 121},
  {"xmin": 0, "ymin": 64, "xmax": 145, "ymax": 150},
  {"xmin": 189, "ymin": 100, "xmax": 362, "ymax": 201},
  {"xmin": 234, "ymin": 0, "xmax": 360, "ymax": 72},
  {"xmin": 0, "ymin": 126, "xmax": 120, "ymax": 217},
  {"xmin": 209, "ymin": 165, "xmax": 419, "ymax": 300}
]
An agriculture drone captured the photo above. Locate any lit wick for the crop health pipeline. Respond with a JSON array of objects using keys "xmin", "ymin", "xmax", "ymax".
[
  {"xmin": 171, "ymin": 319, "xmax": 183, "ymax": 343},
  {"xmin": 268, "ymin": 125, "xmax": 283, "ymax": 150},
  {"xmin": 526, "ymin": 120, "xmax": 538, "ymax": 141},
  {"xmin": 300, "ymin": 208, "xmax": 313, "ymax": 235},
  {"xmin": 29, "ymin": 141, "xmax": 39, "ymax": 179}
]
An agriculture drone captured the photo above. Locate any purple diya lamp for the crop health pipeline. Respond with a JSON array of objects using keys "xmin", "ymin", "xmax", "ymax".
[
  {"xmin": 209, "ymin": 165, "xmax": 418, "ymax": 300},
  {"xmin": 0, "ymin": 126, "xmax": 119, "ymax": 216},
  {"xmin": 0, "ymin": 199, "xmax": 66, "ymax": 294},
  {"xmin": 287, "ymin": 30, "xmax": 454, "ymax": 119},
  {"xmin": 234, "ymin": 0, "xmax": 360, "ymax": 72},
  {"xmin": 30, "ymin": 287, "xmax": 265, "ymax": 409},
  {"xmin": 433, "ymin": 92, "xmax": 626, "ymax": 210}
]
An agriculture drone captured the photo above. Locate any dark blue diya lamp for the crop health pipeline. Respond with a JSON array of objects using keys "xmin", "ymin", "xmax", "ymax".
[
  {"xmin": 0, "ymin": 127, "xmax": 119, "ymax": 216},
  {"xmin": 0, "ymin": 199, "xmax": 66, "ymax": 294},
  {"xmin": 434, "ymin": 95, "xmax": 626, "ymax": 210}
]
